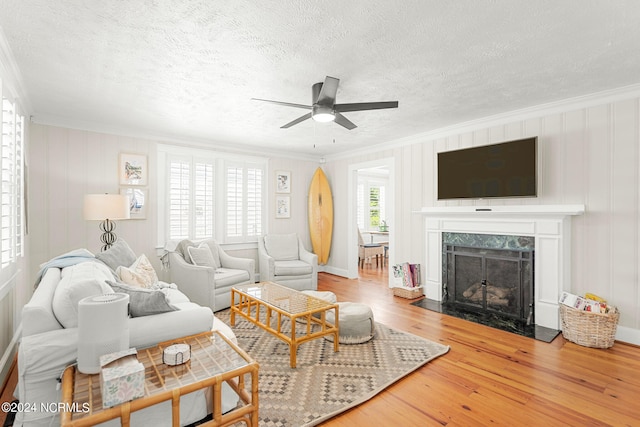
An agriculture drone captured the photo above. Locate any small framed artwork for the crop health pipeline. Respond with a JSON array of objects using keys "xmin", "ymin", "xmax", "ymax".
[
  {"xmin": 120, "ymin": 187, "xmax": 148, "ymax": 219},
  {"xmin": 119, "ymin": 153, "xmax": 147, "ymax": 186},
  {"xmin": 276, "ymin": 196, "xmax": 290, "ymax": 218},
  {"xmin": 275, "ymin": 170, "xmax": 291, "ymax": 193}
]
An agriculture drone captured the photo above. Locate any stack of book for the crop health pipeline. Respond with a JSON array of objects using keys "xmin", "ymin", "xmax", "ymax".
[{"xmin": 392, "ymin": 262, "xmax": 421, "ymax": 288}]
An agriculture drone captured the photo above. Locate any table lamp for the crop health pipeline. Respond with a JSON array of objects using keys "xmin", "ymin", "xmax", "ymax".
[{"xmin": 83, "ymin": 193, "xmax": 130, "ymax": 251}]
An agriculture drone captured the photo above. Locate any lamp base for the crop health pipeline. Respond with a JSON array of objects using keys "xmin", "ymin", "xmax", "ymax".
[{"xmin": 99, "ymin": 219, "xmax": 118, "ymax": 251}]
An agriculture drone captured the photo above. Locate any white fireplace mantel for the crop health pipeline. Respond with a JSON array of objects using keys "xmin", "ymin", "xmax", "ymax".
[
  {"xmin": 420, "ymin": 204, "xmax": 585, "ymax": 330},
  {"xmin": 419, "ymin": 204, "xmax": 585, "ymax": 217}
]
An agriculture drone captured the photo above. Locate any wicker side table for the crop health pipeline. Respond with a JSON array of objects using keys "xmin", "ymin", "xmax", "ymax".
[{"xmin": 61, "ymin": 331, "xmax": 259, "ymax": 427}]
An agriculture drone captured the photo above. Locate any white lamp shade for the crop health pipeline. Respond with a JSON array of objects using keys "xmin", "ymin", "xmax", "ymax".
[{"xmin": 84, "ymin": 194, "xmax": 131, "ymax": 221}]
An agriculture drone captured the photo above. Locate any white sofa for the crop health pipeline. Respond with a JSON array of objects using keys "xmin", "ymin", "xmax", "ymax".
[
  {"xmin": 17, "ymin": 250, "xmax": 238, "ymax": 426},
  {"xmin": 168, "ymin": 239, "xmax": 255, "ymax": 312},
  {"xmin": 257, "ymin": 233, "xmax": 318, "ymax": 291}
]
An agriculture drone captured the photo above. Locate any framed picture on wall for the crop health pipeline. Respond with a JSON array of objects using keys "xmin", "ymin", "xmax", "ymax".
[
  {"xmin": 276, "ymin": 195, "xmax": 290, "ymax": 218},
  {"xmin": 120, "ymin": 187, "xmax": 147, "ymax": 219},
  {"xmin": 275, "ymin": 170, "xmax": 291, "ymax": 193},
  {"xmin": 119, "ymin": 153, "xmax": 147, "ymax": 186}
]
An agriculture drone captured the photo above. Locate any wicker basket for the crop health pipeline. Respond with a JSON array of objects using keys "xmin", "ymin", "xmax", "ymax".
[
  {"xmin": 393, "ymin": 286, "xmax": 423, "ymax": 299},
  {"xmin": 560, "ymin": 304, "xmax": 619, "ymax": 348}
]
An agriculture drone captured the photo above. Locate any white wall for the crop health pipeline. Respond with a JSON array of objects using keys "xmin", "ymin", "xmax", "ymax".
[
  {"xmin": 325, "ymin": 94, "xmax": 640, "ymax": 344},
  {"xmin": 27, "ymin": 124, "xmax": 318, "ymax": 283},
  {"xmin": 267, "ymin": 158, "xmax": 321, "ymax": 250},
  {"xmin": 29, "ymin": 125, "xmax": 160, "ymax": 277}
]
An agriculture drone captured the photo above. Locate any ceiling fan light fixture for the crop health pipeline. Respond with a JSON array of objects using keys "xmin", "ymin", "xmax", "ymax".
[
  {"xmin": 312, "ymin": 112, "xmax": 335, "ymax": 123},
  {"xmin": 312, "ymin": 105, "xmax": 335, "ymax": 123}
]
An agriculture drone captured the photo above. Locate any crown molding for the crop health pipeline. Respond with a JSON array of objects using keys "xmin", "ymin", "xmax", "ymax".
[
  {"xmin": 31, "ymin": 113, "xmax": 321, "ymax": 162},
  {"xmin": 325, "ymin": 83, "xmax": 640, "ymax": 162}
]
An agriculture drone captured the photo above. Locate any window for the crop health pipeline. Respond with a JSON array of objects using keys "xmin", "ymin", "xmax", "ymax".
[
  {"xmin": 158, "ymin": 145, "xmax": 265, "ymax": 245},
  {"xmin": 225, "ymin": 161, "xmax": 263, "ymax": 242},
  {"xmin": 1, "ymin": 97, "xmax": 24, "ymax": 268},
  {"xmin": 166, "ymin": 155, "xmax": 214, "ymax": 241},
  {"xmin": 356, "ymin": 177, "xmax": 386, "ymax": 231}
]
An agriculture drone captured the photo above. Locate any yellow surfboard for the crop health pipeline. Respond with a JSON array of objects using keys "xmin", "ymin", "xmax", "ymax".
[{"xmin": 308, "ymin": 167, "xmax": 333, "ymax": 265}]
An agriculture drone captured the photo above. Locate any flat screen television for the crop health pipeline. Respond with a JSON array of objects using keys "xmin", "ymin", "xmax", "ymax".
[{"xmin": 437, "ymin": 137, "xmax": 537, "ymax": 200}]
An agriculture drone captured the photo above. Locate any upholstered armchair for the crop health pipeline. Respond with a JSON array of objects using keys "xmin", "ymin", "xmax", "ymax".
[
  {"xmin": 168, "ymin": 239, "xmax": 255, "ymax": 312},
  {"xmin": 257, "ymin": 233, "xmax": 318, "ymax": 291}
]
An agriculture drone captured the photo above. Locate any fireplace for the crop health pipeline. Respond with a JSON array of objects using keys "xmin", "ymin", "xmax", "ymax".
[
  {"xmin": 420, "ymin": 204, "xmax": 585, "ymax": 331},
  {"xmin": 442, "ymin": 233, "xmax": 534, "ymax": 325}
]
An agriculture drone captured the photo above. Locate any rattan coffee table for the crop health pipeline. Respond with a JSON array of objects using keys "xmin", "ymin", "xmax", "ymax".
[
  {"xmin": 60, "ymin": 331, "xmax": 259, "ymax": 427},
  {"xmin": 230, "ymin": 281, "xmax": 339, "ymax": 368}
]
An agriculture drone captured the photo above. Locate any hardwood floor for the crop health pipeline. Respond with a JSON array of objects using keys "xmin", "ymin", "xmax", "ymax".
[
  {"xmin": 2, "ymin": 269, "xmax": 638, "ymax": 426},
  {"xmin": 317, "ymin": 267, "xmax": 640, "ymax": 427}
]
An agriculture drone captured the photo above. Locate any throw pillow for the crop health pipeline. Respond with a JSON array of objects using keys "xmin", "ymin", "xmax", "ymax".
[
  {"xmin": 95, "ymin": 239, "xmax": 137, "ymax": 271},
  {"xmin": 52, "ymin": 261, "xmax": 115, "ymax": 328},
  {"xmin": 175, "ymin": 239, "xmax": 196, "ymax": 263},
  {"xmin": 116, "ymin": 254, "xmax": 159, "ymax": 288},
  {"xmin": 107, "ymin": 281, "xmax": 178, "ymax": 317},
  {"xmin": 187, "ymin": 243, "xmax": 219, "ymax": 269}
]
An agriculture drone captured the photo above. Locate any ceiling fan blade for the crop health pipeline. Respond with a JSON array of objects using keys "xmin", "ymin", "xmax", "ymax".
[
  {"xmin": 334, "ymin": 101, "xmax": 398, "ymax": 112},
  {"xmin": 281, "ymin": 112, "xmax": 313, "ymax": 128},
  {"xmin": 251, "ymin": 98, "xmax": 311, "ymax": 110},
  {"xmin": 316, "ymin": 76, "xmax": 340, "ymax": 106},
  {"xmin": 334, "ymin": 112, "xmax": 357, "ymax": 130}
]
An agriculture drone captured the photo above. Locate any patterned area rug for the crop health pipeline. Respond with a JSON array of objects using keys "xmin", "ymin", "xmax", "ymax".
[{"xmin": 215, "ymin": 309, "xmax": 450, "ymax": 427}]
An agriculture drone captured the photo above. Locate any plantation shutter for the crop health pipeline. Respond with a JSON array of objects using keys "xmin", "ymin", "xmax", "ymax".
[
  {"xmin": 1, "ymin": 98, "xmax": 24, "ymax": 267},
  {"xmin": 167, "ymin": 157, "xmax": 214, "ymax": 240},
  {"xmin": 225, "ymin": 162, "xmax": 264, "ymax": 242},
  {"xmin": 246, "ymin": 167, "xmax": 263, "ymax": 238},
  {"xmin": 226, "ymin": 165, "xmax": 243, "ymax": 238},
  {"xmin": 356, "ymin": 182, "xmax": 364, "ymax": 230},
  {"xmin": 194, "ymin": 162, "xmax": 214, "ymax": 239},
  {"xmin": 168, "ymin": 159, "xmax": 190, "ymax": 240}
]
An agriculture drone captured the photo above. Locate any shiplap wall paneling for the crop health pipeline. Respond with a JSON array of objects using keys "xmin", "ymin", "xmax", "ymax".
[
  {"xmin": 564, "ymin": 110, "xmax": 588, "ymax": 305},
  {"xmin": 28, "ymin": 124, "xmax": 49, "ymax": 276},
  {"xmin": 47, "ymin": 126, "xmax": 70, "ymax": 256},
  {"xmin": 328, "ymin": 94, "xmax": 640, "ymax": 340},
  {"xmin": 67, "ymin": 129, "xmax": 89, "ymax": 251},
  {"xmin": 583, "ymin": 105, "xmax": 613, "ymax": 302},
  {"xmin": 541, "ymin": 115, "xmax": 564, "ymax": 203},
  {"xmin": 611, "ymin": 100, "xmax": 639, "ymax": 327}
]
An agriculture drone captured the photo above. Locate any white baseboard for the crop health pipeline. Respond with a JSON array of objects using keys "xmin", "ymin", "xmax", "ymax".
[
  {"xmin": 615, "ymin": 325, "xmax": 640, "ymax": 346},
  {"xmin": 318, "ymin": 265, "xmax": 352, "ymax": 279}
]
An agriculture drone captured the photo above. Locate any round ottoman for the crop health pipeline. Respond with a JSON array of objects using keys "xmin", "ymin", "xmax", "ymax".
[
  {"xmin": 297, "ymin": 290, "xmax": 338, "ymax": 324},
  {"xmin": 325, "ymin": 302, "xmax": 375, "ymax": 344},
  {"xmin": 301, "ymin": 290, "xmax": 337, "ymax": 304}
]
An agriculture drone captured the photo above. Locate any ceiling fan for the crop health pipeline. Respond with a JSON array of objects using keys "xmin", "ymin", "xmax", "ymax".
[{"xmin": 252, "ymin": 76, "xmax": 398, "ymax": 130}]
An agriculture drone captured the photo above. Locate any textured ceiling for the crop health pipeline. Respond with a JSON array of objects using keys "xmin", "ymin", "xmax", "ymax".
[{"xmin": 1, "ymin": 1, "xmax": 640, "ymax": 158}]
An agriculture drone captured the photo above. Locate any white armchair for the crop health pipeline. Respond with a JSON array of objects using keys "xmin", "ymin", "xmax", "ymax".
[
  {"xmin": 168, "ymin": 239, "xmax": 255, "ymax": 312},
  {"xmin": 257, "ymin": 233, "xmax": 318, "ymax": 291}
]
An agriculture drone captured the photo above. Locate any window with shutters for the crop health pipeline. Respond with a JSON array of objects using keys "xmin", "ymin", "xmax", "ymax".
[
  {"xmin": 166, "ymin": 155, "xmax": 214, "ymax": 241},
  {"xmin": 225, "ymin": 161, "xmax": 263, "ymax": 243},
  {"xmin": 1, "ymin": 97, "xmax": 24, "ymax": 268},
  {"xmin": 158, "ymin": 145, "xmax": 265, "ymax": 245},
  {"xmin": 356, "ymin": 176, "xmax": 386, "ymax": 232}
]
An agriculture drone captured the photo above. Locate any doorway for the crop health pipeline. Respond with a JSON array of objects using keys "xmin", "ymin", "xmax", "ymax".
[{"xmin": 347, "ymin": 158, "xmax": 394, "ymax": 285}]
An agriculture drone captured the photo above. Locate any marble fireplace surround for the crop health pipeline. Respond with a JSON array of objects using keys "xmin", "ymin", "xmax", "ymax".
[{"xmin": 420, "ymin": 205, "xmax": 585, "ymax": 330}]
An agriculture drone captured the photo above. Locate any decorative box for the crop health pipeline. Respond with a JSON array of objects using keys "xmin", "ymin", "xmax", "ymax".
[
  {"xmin": 99, "ymin": 348, "xmax": 145, "ymax": 408},
  {"xmin": 163, "ymin": 343, "xmax": 191, "ymax": 366}
]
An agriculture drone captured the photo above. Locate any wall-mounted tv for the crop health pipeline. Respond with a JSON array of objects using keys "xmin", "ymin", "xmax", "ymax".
[{"xmin": 437, "ymin": 137, "xmax": 537, "ymax": 200}]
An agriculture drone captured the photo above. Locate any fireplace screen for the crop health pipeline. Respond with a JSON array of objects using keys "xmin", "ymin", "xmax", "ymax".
[{"xmin": 444, "ymin": 245, "xmax": 534, "ymax": 323}]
